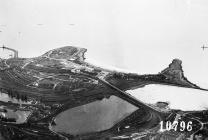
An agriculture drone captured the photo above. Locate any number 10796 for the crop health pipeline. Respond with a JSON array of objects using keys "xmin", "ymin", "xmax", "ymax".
[{"xmin": 159, "ymin": 121, "xmax": 193, "ymax": 132}]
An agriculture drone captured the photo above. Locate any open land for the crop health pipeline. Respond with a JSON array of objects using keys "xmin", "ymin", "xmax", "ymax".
[{"xmin": 0, "ymin": 46, "xmax": 208, "ymax": 140}]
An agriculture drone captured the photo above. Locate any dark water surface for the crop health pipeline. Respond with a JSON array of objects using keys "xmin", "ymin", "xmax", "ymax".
[{"xmin": 51, "ymin": 95, "xmax": 138, "ymax": 135}]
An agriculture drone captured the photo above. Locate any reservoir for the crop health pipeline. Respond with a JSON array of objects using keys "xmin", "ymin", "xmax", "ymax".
[{"xmin": 51, "ymin": 95, "xmax": 138, "ymax": 135}]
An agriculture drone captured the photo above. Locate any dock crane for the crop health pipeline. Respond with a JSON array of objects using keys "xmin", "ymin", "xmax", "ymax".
[{"xmin": 0, "ymin": 45, "xmax": 18, "ymax": 58}]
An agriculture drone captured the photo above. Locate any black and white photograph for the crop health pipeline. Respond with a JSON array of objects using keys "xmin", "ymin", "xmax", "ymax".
[{"xmin": 0, "ymin": 0, "xmax": 208, "ymax": 139}]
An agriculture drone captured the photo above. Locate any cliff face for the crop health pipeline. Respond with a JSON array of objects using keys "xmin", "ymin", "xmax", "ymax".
[
  {"xmin": 160, "ymin": 59, "xmax": 199, "ymax": 88},
  {"xmin": 161, "ymin": 59, "xmax": 183, "ymax": 79}
]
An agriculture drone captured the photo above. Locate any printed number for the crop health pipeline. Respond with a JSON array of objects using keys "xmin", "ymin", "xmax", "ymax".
[
  {"xmin": 180, "ymin": 121, "xmax": 185, "ymax": 131},
  {"xmin": 160, "ymin": 121, "xmax": 165, "ymax": 132},
  {"xmin": 187, "ymin": 121, "xmax": 193, "ymax": 131},
  {"xmin": 160, "ymin": 121, "xmax": 192, "ymax": 132},
  {"xmin": 171, "ymin": 121, "xmax": 178, "ymax": 131}
]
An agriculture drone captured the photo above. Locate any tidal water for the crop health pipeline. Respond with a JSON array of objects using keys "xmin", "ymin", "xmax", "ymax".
[
  {"xmin": 0, "ymin": 92, "xmax": 31, "ymax": 123},
  {"xmin": 127, "ymin": 84, "xmax": 208, "ymax": 111},
  {"xmin": 0, "ymin": 106, "xmax": 30, "ymax": 124},
  {"xmin": 51, "ymin": 95, "xmax": 138, "ymax": 135},
  {"xmin": 0, "ymin": 92, "xmax": 31, "ymax": 104}
]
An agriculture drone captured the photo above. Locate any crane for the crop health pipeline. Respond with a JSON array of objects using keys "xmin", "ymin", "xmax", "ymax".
[{"xmin": 0, "ymin": 45, "xmax": 18, "ymax": 58}]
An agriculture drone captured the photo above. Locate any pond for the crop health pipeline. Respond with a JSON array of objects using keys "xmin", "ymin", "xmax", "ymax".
[{"xmin": 51, "ymin": 95, "xmax": 138, "ymax": 135}]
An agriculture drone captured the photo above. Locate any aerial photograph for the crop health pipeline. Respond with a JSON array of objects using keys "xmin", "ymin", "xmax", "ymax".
[{"xmin": 0, "ymin": 0, "xmax": 208, "ymax": 140}]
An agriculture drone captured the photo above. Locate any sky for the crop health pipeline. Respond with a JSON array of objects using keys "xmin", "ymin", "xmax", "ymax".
[{"xmin": 0, "ymin": 0, "xmax": 208, "ymax": 88}]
